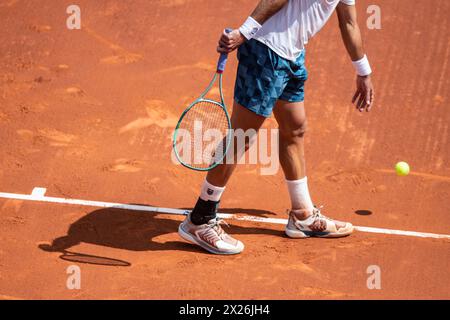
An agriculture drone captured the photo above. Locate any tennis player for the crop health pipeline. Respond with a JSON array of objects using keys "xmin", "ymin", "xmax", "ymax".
[{"xmin": 178, "ymin": 0, "xmax": 374, "ymax": 254}]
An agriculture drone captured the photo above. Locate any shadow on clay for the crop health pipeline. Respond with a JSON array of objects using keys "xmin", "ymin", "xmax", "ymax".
[
  {"xmin": 354, "ymin": 209, "xmax": 373, "ymax": 216},
  {"xmin": 38, "ymin": 206, "xmax": 282, "ymax": 266}
]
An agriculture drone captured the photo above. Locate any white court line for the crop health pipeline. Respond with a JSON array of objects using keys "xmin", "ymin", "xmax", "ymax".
[{"xmin": 0, "ymin": 188, "xmax": 449, "ymax": 240}]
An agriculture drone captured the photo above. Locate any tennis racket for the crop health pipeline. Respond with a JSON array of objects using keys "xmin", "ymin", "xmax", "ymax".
[{"xmin": 173, "ymin": 29, "xmax": 233, "ymax": 171}]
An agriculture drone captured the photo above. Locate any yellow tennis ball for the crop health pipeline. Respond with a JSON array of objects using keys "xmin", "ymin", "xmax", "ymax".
[{"xmin": 395, "ymin": 161, "xmax": 410, "ymax": 176}]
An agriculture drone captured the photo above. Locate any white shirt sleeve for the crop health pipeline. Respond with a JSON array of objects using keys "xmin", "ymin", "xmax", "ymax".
[{"xmin": 340, "ymin": 0, "xmax": 355, "ymax": 5}]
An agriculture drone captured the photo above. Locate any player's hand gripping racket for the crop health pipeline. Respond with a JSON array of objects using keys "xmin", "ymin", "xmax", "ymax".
[{"xmin": 173, "ymin": 29, "xmax": 233, "ymax": 171}]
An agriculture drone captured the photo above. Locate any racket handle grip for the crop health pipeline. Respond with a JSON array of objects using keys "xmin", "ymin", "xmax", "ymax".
[{"xmin": 217, "ymin": 28, "xmax": 233, "ymax": 73}]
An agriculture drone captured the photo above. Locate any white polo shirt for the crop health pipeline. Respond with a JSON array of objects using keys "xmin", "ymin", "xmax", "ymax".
[{"xmin": 254, "ymin": 0, "xmax": 356, "ymax": 61}]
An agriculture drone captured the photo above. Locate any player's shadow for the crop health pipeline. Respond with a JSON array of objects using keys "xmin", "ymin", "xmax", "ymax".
[{"xmin": 39, "ymin": 206, "xmax": 282, "ymax": 266}]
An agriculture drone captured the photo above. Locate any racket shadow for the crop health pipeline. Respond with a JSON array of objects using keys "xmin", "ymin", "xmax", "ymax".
[{"xmin": 60, "ymin": 250, "xmax": 131, "ymax": 267}]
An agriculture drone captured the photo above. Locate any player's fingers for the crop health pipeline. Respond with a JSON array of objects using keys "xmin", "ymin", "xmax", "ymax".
[
  {"xmin": 219, "ymin": 38, "xmax": 235, "ymax": 50},
  {"xmin": 352, "ymin": 90, "xmax": 360, "ymax": 104},
  {"xmin": 361, "ymin": 97, "xmax": 368, "ymax": 112},
  {"xmin": 365, "ymin": 90, "xmax": 371, "ymax": 112},
  {"xmin": 216, "ymin": 46, "xmax": 228, "ymax": 53},
  {"xmin": 366, "ymin": 90, "xmax": 374, "ymax": 112},
  {"xmin": 223, "ymin": 30, "xmax": 234, "ymax": 41},
  {"xmin": 218, "ymin": 42, "xmax": 231, "ymax": 50},
  {"xmin": 367, "ymin": 90, "xmax": 375, "ymax": 112},
  {"xmin": 357, "ymin": 94, "xmax": 366, "ymax": 112},
  {"xmin": 219, "ymin": 37, "xmax": 231, "ymax": 47},
  {"xmin": 360, "ymin": 93, "xmax": 368, "ymax": 109},
  {"xmin": 365, "ymin": 88, "xmax": 371, "ymax": 105},
  {"xmin": 219, "ymin": 36, "xmax": 231, "ymax": 46},
  {"xmin": 353, "ymin": 91, "xmax": 362, "ymax": 108}
]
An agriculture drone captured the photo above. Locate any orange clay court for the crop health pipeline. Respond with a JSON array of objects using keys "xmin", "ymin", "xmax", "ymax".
[{"xmin": 0, "ymin": 0, "xmax": 449, "ymax": 299}]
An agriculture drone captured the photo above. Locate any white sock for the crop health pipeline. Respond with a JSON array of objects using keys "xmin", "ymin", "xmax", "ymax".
[
  {"xmin": 286, "ymin": 176, "xmax": 314, "ymax": 211},
  {"xmin": 199, "ymin": 179, "xmax": 225, "ymax": 202}
]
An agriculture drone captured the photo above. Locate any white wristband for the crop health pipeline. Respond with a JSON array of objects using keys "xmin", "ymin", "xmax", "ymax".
[
  {"xmin": 239, "ymin": 16, "xmax": 262, "ymax": 40},
  {"xmin": 352, "ymin": 55, "xmax": 372, "ymax": 76}
]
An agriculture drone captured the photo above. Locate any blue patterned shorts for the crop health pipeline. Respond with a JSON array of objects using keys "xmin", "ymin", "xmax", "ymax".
[{"xmin": 234, "ymin": 39, "xmax": 308, "ymax": 117}]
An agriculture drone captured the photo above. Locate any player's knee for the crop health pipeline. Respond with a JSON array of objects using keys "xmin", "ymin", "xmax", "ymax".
[{"xmin": 279, "ymin": 119, "xmax": 307, "ymax": 141}]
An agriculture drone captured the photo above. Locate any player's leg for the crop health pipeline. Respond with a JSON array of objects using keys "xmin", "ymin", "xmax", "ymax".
[
  {"xmin": 189, "ymin": 101, "xmax": 265, "ymax": 226},
  {"xmin": 274, "ymin": 99, "xmax": 353, "ymax": 238},
  {"xmin": 273, "ymin": 100, "xmax": 313, "ymax": 211},
  {"xmin": 275, "ymin": 50, "xmax": 353, "ymax": 238},
  {"xmin": 178, "ymin": 102, "xmax": 265, "ymax": 255},
  {"xmin": 178, "ymin": 39, "xmax": 283, "ymax": 254}
]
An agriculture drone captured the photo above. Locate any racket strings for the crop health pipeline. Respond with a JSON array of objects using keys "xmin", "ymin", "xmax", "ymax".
[{"xmin": 176, "ymin": 100, "xmax": 230, "ymax": 169}]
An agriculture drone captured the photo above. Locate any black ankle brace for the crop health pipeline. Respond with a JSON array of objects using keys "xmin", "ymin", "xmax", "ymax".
[{"xmin": 190, "ymin": 198, "xmax": 220, "ymax": 225}]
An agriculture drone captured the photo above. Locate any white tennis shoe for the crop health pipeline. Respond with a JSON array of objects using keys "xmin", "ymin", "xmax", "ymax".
[
  {"xmin": 285, "ymin": 206, "xmax": 354, "ymax": 238},
  {"xmin": 178, "ymin": 213, "xmax": 244, "ymax": 255}
]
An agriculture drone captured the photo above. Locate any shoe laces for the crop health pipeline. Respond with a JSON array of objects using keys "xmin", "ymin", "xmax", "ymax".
[
  {"xmin": 311, "ymin": 205, "xmax": 339, "ymax": 227},
  {"xmin": 312, "ymin": 205, "xmax": 327, "ymax": 219},
  {"xmin": 207, "ymin": 217, "xmax": 229, "ymax": 238}
]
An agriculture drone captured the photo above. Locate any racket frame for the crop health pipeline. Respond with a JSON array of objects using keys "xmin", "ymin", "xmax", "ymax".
[{"xmin": 173, "ymin": 72, "xmax": 232, "ymax": 171}]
